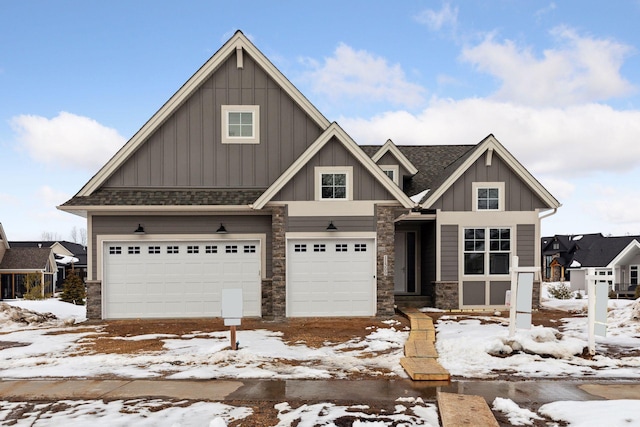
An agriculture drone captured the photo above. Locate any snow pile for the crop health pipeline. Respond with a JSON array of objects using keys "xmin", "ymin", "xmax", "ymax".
[
  {"xmin": 0, "ymin": 399, "xmax": 251, "ymax": 426},
  {"xmin": 0, "ymin": 302, "xmax": 74, "ymax": 330},
  {"xmin": 492, "ymin": 398, "xmax": 542, "ymax": 426},
  {"xmin": 539, "ymin": 400, "xmax": 640, "ymax": 426},
  {"xmin": 274, "ymin": 398, "xmax": 439, "ymax": 427},
  {"xmin": 487, "ymin": 326, "xmax": 585, "ymax": 359}
]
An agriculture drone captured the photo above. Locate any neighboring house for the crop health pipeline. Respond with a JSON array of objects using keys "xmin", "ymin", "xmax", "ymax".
[
  {"xmin": 542, "ymin": 234, "xmax": 640, "ymax": 296},
  {"xmin": 0, "ymin": 223, "xmax": 57, "ymax": 299},
  {"xmin": 59, "ymin": 31, "xmax": 560, "ymax": 320},
  {"xmin": 8, "ymin": 241, "xmax": 87, "ymax": 290}
]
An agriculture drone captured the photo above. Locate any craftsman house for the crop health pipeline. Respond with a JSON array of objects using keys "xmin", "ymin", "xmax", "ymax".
[
  {"xmin": 59, "ymin": 31, "xmax": 560, "ymax": 320},
  {"xmin": 0, "ymin": 223, "xmax": 57, "ymax": 299},
  {"xmin": 542, "ymin": 233, "xmax": 640, "ymax": 297}
]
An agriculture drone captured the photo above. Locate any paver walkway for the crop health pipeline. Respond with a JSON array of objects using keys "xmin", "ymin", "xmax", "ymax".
[{"xmin": 398, "ymin": 307, "xmax": 450, "ymax": 381}]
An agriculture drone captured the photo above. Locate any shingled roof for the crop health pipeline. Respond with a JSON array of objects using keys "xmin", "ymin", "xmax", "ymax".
[
  {"xmin": 0, "ymin": 247, "xmax": 52, "ymax": 271},
  {"xmin": 60, "ymin": 188, "xmax": 267, "ymax": 207},
  {"xmin": 542, "ymin": 234, "xmax": 640, "ymax": 268},
  {"xmin": 361, "ymin": 144, "xmax": 475, "ymax": 198}
]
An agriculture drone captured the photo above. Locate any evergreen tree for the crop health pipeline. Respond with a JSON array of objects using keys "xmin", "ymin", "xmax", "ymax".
[{"xmin": 60, "ymin": 270, "xmax": 86, "ymax": 305}]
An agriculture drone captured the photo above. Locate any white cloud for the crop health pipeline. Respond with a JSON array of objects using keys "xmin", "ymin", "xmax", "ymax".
[
  {"xmin": 10, "ymin": 111, "xmax": 125, "ymax": 172},
  {"xmin": 339, "ymin": 98, "xmax": 640, "ymax": 176},
  {"xmin": 460, "ymin": 27, "xmax": 636, "ymax": 106},
  {"xmin": 414, "ymin": 3, "xmax": 458, "ymax": 32},
  {"xmin": 300, "ymin": 43, "xmax": 426, "ymax": 108},
  {"xmin": 591, "ymin": 184, "xmax": 640, "ymax": 230}
]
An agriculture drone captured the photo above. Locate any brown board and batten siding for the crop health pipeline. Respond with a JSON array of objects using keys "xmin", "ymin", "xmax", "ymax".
[
  {"xmin": 440, "ymin": 225, "xmax": 458, "ymax": 281},
  {"xmin": 103, "ymin": 52, "xmax": 324, "ymax": 190},
  {"xmin": 430, "ymin": 154, "xmax": 547, "ymax": 212},
  {"xmin": 90, "ymin": 214, "xmax": 272, "ymax": 281},
  {"xmin": 273, "ymin": 138, "xmax": 397, "ymax": 202}
]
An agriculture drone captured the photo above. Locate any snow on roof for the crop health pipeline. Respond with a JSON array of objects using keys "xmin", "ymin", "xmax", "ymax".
[
  {"xmin": 570, "ymin": 260, "xmax": 582, "ymax": 268},
  {"xmin": 410, "ymin": 189, "xmax": 429, "ymax": 203}
]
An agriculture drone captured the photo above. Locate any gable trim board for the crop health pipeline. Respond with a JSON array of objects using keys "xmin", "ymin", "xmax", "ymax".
[
  {"xmin": 421, "ymin": 135, "xmax": 561, "ymax": 211},
  {"xmin": 372, "ymin": 140, "xmax": 419, "ymax": 176},
  {"xmin": 76, "ymin": 31, "xmax": 331, "ymax": 198},
  {"xmin": 252, "ymin": 123, "xmax": 415, "ymax": 210},
  {"xmin": 607, "ymin": 239, "xmax": 640, "ymax": 268}
]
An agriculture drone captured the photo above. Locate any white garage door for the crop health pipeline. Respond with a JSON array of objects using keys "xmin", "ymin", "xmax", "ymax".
[
  {"xmin": 103, "ymin": 240, "xmax": 261, "ymax": 319},
  {"xmin": 287, "ymin": 239, "xmax": 375, "ymax": 317}
]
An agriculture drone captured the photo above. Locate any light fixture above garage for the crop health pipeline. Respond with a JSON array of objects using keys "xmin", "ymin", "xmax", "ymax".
[
  {"xmin": 134, "ymin": 224, "xmax": 145, "ymax": 234},
  {"xmin": 216, "ymin": 223, "xmax": 227, "ymax": 233},
  {"xmin": 326, "ymin": 221, "xmax": 337, "ymax": 231}
]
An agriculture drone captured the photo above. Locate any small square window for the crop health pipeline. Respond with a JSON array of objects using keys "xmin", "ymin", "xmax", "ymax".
[
  {"xmin": 225, "ymin": 245, "xmax": 238, "ymax": 253},
  {"xmin": 355, "ymin": 244, "xmax": 367, "ymax": 252},
  {"xmin": 244, "ymin": 245, "xmax": 256, "ymax": 253},
  {"xmin": 313, "ymin": 244, "xmax": 326, "ymax": 252},
  {"xmin": 187, "ymin": 245, "xmax": 199, "ymax": 254},
  {"xmin": 205, "ymin": 245, "xmax": 217, "ymax": 254},
  {"xmin": 109, "ymin": 246, "xmax": 122, "ymax": 255},
  {"xmin": 128, "ymin": 246, "xmax": 140, "ymax": 254},
  {"xmin": 473, "ymin": 182, "xmax": 504, "ymax": 211},
  {"xmin": 321, "ymin": 173, "xmax": 346, "ymax": 199},
  {"xmin": 221, "ymin": 105, "xmax": 260, "ymax": 144},
  {"xmin": 294, "ymin": 244, "xmax": 307, "ymax": 253},
  {"xmin": 148, "ymin": 246, "xmax": 161, "ymax": 254},
  {"xmin": 167, "ymin": 246, "xmax": 179, "ymax": 254},
  {"xmin": 335, "ymin": 244, "xmax": 348, "ymax": 252}
]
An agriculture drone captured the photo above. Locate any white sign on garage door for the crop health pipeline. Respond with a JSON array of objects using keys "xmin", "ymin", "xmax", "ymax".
[
  {"xmin": 287, "ymin": 239, "xmax": 375, "ymax": 317},
  {"xmin": 103, "ymin": 240, "xmax": 260, "ymax": 319}
]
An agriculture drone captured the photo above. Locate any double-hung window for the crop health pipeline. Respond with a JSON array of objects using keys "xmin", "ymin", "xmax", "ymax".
[
  {"xmin": 221, "ymin": 105, "xmax": 260, "ymax": 144},
  {"xmin": 630, "ymin": 265, "xmax": 638, "ymax": 286},
  {"xmin": 464, "ymin": 227, "xmax": 511, "ymax": 275}
]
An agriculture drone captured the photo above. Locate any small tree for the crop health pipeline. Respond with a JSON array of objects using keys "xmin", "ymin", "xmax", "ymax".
[
  {"xmin": 60, "ymin": 270, "xmax": 86, "ymax": 305},
  {"xmin": 24, "ymin": 272, "xmax": 45, "ymax": 300}
]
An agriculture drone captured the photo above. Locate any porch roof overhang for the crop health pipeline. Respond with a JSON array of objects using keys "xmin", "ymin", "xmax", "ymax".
[{"xmin": 394, "ymin": 211, "xmax": 437, "ymax": 222}]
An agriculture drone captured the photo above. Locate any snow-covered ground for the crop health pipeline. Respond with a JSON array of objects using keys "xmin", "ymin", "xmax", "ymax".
[{"xmin": 1, "ymin": 283, "xmax": 639, "ymax": 426}]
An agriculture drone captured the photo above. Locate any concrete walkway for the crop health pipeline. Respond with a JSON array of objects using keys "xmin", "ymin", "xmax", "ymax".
[
  {"xmin": 398, "ymin": 307, "xmax": 450, "ymax": 381},
  {"xmin": 0, "ymin": 379, "xmax": 638, "ymax": 403}
]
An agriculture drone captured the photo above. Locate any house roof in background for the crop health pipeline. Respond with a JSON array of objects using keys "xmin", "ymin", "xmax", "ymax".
[
  {"xmin": 0, "ymin": 247, "xmax": 53, "ymax": 271},
  {"xmin": 10, "ymin": 241, "xmax": 87, "ymax": 266},
  {"xmin": 543, "ymin": 233, "xmax": 640, "ymax": 268}
]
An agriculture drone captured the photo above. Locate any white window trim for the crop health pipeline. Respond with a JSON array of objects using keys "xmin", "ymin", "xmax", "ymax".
[
  {"xmin": 221, "ymin": 105, "xmax": 260, "ymax": 144},
  {"xmin": 472, "ymin": 182, "xmax": 505, "ymax": 212},
  {"xmin": 380, "ymin": 165, "xmax": 400, "ymax": 185},
  {"xmin": 315, "ymin": 166, "xmax": 353, "ymax": 201},
  {"xmin": 462, "ymin": 226, "xmax": 512, "ymax": 277}
]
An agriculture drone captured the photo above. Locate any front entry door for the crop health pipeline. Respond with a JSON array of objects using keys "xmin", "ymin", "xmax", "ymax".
[{"xmin": 394, "ymin": 231, "xmax": 417, "ymax": 294}]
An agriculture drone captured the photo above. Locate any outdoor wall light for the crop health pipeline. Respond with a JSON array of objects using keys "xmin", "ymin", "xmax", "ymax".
[
  {"xmin": 326, "ymin": 221, "xmax": 337, "ymax": 231},
  {"xmin": 216, "ymin": 223, "xmax": 228, "ymax": 233},
  {"xmin": 134, "ymin": 224, "xmax": 145, "ymax": 234}
]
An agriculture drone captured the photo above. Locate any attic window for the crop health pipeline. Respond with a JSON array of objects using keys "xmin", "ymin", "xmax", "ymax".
[
  {"xmin": 472, "ymin": 182, "xmax": 505, "ymax": 211},
  {"xmin": 315, "ymin": 167, "xmax": 353, "ymax": 200},
  {"xmin": 381, "ymin": 165, "xmax": 400, "ymax": 185},
  {"xmin": 221, "ymin": 105, "xmax": 260, "ymax": 144}
]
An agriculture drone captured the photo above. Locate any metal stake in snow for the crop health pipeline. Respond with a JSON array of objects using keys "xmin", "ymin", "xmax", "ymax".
[
  {"xmin": 508, "ymin": 256, "xmax": 539, "ymax": 337},
  {"xmin": 221, "ymin": 289, "xmax": 243, "ymax": 350},
  {"xmin": 586, "ymin": 268, "xmax": 608, "ymax": 356}
]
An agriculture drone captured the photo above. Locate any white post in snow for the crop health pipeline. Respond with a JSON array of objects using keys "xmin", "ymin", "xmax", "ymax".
[
  {"xmin": 586, "ymin": 268, "xmax": 608, "ymax": 356},
  {"xmin": 508, "ymin": 256, "xmax": 519, "ymax": 337},
  {"xmin": 508, "ymin": 255, "xmax": 539, "ymax": 338}
]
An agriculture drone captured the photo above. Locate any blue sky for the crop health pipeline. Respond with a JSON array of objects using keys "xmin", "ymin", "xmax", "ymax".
[{"xmin": 1, "ymin": 1, "xmax": 640, "ymax": 240}]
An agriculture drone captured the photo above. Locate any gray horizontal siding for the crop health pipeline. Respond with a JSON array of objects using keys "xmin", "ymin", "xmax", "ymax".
[
  {"xmin": 287, "ymin": 216, "xmax": 376, "ymax": 233},
  {"xmin": 440, "ymin": 225, "xmax": 458, "ymax": 281},
  {"xmin": 91, "ymin": 214, "xmax": 272, "ymax": 280},
  {"xmin": 516, "ymin": 224, "xmax": 535, "ymax": 266}
]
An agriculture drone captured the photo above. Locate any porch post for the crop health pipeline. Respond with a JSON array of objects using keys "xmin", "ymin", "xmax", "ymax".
[{"xmin": 376, "ymin": 205, "xmax": 396, "ymax": 317}]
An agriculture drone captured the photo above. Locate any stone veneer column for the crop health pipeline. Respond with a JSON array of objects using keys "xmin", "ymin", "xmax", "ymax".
[
  {"xmin": 270, "ymin": 206, "xmax": 287, "ymax": 319},
  {"xmin": 85, "ymin": 280, "xmax": 102, "ymax": 319},
  {"xmin": 376, "ymin": 205, "xmax": 396, "ymax": 317},
  {"xmin": 433, "ymin": 281, "xmax": 459, "ymax": 310}
]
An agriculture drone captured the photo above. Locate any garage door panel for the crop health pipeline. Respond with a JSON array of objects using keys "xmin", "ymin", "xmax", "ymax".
[
  {"xmin": 104, "ymin": 240, "xmax": 261, "ymax": 319},
  {"xmin": 287, "ymin": 239, "xmax": 375, "ymax": 317}
]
